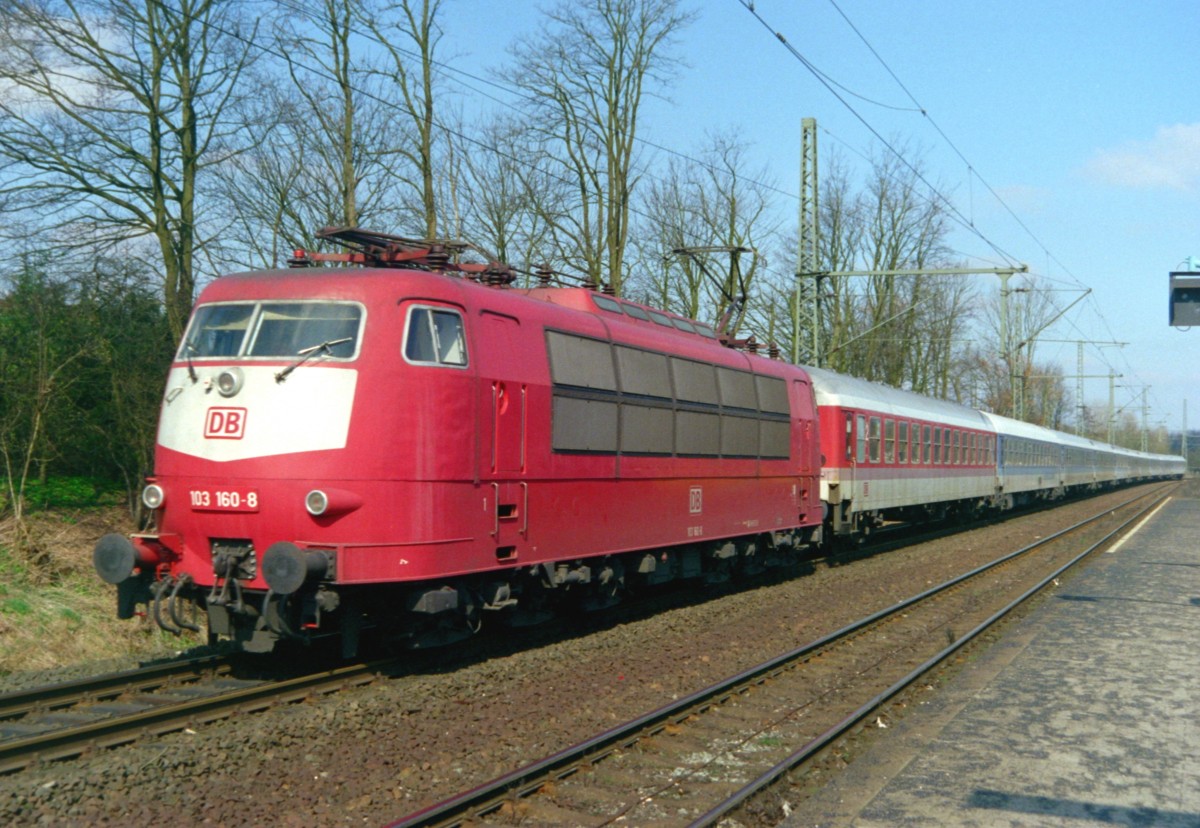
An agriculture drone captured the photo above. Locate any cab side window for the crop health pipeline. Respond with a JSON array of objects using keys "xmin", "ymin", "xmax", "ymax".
[{"xmin": 405, "ymin": 307, "xmax": 467, "ymax": 366}]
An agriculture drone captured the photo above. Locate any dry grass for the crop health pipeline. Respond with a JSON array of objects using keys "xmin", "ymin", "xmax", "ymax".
[{"xmin": 0, "ymin": 509, "xmax": 199, "ymax": 675}]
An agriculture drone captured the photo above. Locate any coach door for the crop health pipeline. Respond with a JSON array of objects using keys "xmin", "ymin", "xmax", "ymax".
[
  {"xmin": 475, "ymin": 311, "xmax": 527, "ymax": 558},
  {"xmin": 478, "ymin": 312, "xmax": 525, "ymax": 475},
  {"xmin": 848, "ymin": 412, "xmax": 867, "ymax": 498}
]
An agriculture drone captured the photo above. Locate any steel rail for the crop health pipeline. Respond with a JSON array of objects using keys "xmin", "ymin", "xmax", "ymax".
[
  {"xmin": 384, "ymin": 482, "xmax": 1176, "ymax": 828},
  {"xmin": 690, "ymin": 483, "xmax": 1177, "ymax": 827},
  {"xmin": 0, "ymin": 654, "xmax": 234, "ymax": 722},
  {"xmin": 0, "ymin": 659, "xmax": 386, "ymax": 775}
]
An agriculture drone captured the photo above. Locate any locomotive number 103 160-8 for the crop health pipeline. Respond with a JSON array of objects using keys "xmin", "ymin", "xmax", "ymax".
[{"xmin": 188, "ymin": 489, "xmax": 260, "ymax": 512}]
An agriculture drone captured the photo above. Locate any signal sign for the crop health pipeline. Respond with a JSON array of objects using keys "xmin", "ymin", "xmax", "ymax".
[{"xmin": 1170, "ymin": 271, "xmax": 1200, "ymax": 327}]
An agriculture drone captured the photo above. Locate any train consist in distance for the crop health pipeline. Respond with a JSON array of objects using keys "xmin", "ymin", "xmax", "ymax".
[{"xmin": 93, "ymin": 229, "xmax": 1185, "ymax": 655}]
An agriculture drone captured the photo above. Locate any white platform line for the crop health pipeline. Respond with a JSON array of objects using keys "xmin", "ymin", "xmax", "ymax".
[{"xmin": 1107, "ymin": 497, "xmax": 1172, "ymax": 554}]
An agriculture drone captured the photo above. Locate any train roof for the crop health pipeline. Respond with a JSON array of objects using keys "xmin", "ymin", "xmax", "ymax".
[
  {"xmin": 211, "ymin": 228, "xmax": 800, "ymax": 362},
  {"xmin": 804, "ymin": 366, "xmax": 993, "ymax": 430},
  {"xmin": 978, "ymin": 411, "xmax": 1065, "ymax": 444},
  {"xmin": 196, "ymin": 263, "xmax": 801, "ymax": 377}
]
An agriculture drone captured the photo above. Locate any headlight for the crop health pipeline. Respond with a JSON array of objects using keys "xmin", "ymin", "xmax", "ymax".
[
  {"xmin": 142, "ymin": 484, "xmax": 165, "ymax": 510},
  {"xmin": 304, "ymin": 488, "xmax": 362, "ymax": 518},
  {"xmin": 305, "ymin": 490, "xmax": 329, "ymax": 516},
  {"xmin": 216, "ymin": 367, "xmax": 244, "ymax": 397}
]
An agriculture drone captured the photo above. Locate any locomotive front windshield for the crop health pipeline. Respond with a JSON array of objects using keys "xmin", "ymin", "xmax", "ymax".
[{"xmin": 182, "ymin": 302, "xmax": 363, "ymax": 360}]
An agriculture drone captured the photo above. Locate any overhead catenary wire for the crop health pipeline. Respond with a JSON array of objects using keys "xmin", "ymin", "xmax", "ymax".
[{"xmin": 744, "ymin": 0, "xmax": 1161, "ymax": 420}]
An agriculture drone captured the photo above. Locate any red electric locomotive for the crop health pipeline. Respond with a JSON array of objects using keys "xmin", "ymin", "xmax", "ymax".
[{"xmin": 94, "ymin": 229, "xmax": 825, "ymax": 655}]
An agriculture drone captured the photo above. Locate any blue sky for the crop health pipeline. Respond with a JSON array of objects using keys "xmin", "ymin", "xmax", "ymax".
[{"xmin": 448, "ymin": 1, "xmax": 1199, "ymax": 434}]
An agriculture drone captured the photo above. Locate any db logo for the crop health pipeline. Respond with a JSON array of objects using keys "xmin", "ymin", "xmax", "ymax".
[
  {"xmin": 205, "ymin": 407, "xmax": 247, "ymax": 440},
  {"xmin": 689, "ymin": 486, "xmax": 703, "ymax": 515}
]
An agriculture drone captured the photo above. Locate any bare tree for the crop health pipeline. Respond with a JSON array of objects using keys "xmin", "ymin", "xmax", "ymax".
[
  {"xmin": 967, "ymin": 277, "xmax": 1071, "ymax": 421},
  {"xmin": 209, "ymin": 0, "xmax": 431, "ymax": 270},
  {"xmin": 506, "ymin": 0, "xmax": 692, "ymax": 294},
  {"xmin": 814, "ymin": 151, "xmax": 865, "ymax": 372},
  {"xmin": 813, "ymin": 144, "xmax": 972, "ymax": 396},
  {"xmin": 362, "ymin": 0, "xmax": 448, "ymax": 238},
  {"xmin": 632, "ymin": 155, "xmax": 705, "ymax": 316},
  {"xmin": 456, "ymin": 115, "xmax": 559, "ymax": 276},
  {"xmin": 0, "ymin": 0, "xmax": 259, "ymax": 339},
  {"xmin": 630, "ymin": 131, "xmax": 781, "ymax": 338}
]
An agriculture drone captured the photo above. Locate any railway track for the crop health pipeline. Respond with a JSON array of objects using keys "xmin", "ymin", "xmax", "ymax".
[
  {"xmin": 0, "ymin": 653, "xmax": 385, "ymax": 775},
  {"xmin": 385, "ymin": 482, "xmax": 1177, "ymax": 828}
]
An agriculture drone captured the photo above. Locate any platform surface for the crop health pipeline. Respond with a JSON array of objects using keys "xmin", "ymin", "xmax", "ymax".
[{"xmin": 785, "ymin": 483, "xmax": 1200, "ymax": 827}]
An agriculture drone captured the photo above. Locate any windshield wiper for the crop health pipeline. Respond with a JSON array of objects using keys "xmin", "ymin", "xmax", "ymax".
[
  {"xmin": 274, "ymin": 337, "xmax": 353, "ymax": 383},
  {"xmin": 184, "ymin": 341, "xmax": 199, "ymax": 383}
]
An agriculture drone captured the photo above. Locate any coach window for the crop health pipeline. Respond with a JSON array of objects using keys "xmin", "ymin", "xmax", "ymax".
[
  {"xmin": 845, "ymin": 414, "xmax": 854, "ymax": 460},
  {"xmin": 923, "ymin": 424, "xmax": 932, "ymax": 464},
  {"xmin": 898, "ymin": 421, "xmax": 909, "ymax": 463},
  {"xmin": 856, "ymin": 415, "xmax": 867, "ymax": 463},
  {"xmin": 953, "ymin": 430, "xmax": 961, "ymax": 465},
  {"xmin": 884, "ymin": 419, "xmax": 895, "ymax": 463},
  {"xmin": 932, "ymin": 427, "xmax": 941, "ymax": 464},
  {"xmin": 404, "ymin": 306, "xmax": 467, "ymax": 367},
  {"xmin": 868, "ymin": 417, "xmax": 881, "ymax": 463}
]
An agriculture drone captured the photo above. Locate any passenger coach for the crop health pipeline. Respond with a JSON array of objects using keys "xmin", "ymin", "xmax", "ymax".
[{"xmin": 807, "ymin": 367, "xmax": 1000, "ymax": 537}]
